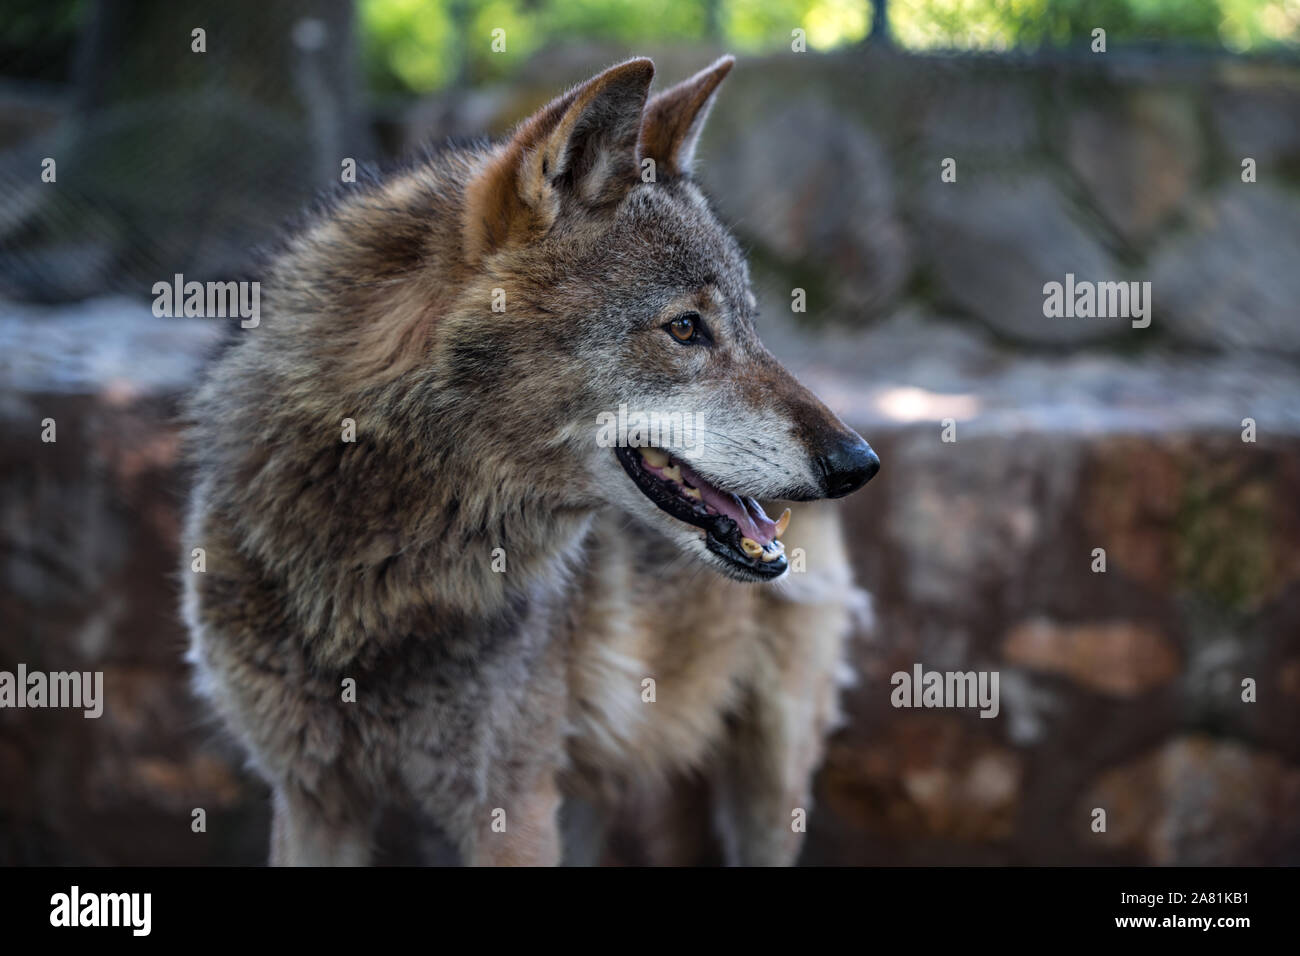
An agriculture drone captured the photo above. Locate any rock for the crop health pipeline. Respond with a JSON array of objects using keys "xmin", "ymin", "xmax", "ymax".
[
  {"xmin": 919, "ymin": 175, "xmax": 1129, "ymax": 346},
  {"xmin": 881, "ymin": 430, "xmax": 1081, "ymax": 613},
  {"xmin": 1211, "ymin": 67, "xmax": 1300, "ymax": 171},
  {"xmin": 703, "ymin": 97, "xmax": 910, "ymax": 322},
  {"xmin": 922, "ymin": 79, "xmax": 1038, "ymax": 157},
  {"xmin": 1066, "ymin": 90, "xmax": 1201, "ymax": 245},
  {"xmin": 1002, "ymin": 618, "xmax": 1180, "ymax": 696},
  {"xmin": 1150, "ymin": 186, "xmax": 1300, "ymax": 355},
  {"xmin": 820, "ymin": 715, "xmax": 1022, "ymax": 842},
  {"xmin": 0, "ymin": 297, "xmax": 224, "ymax": 394},
  {"xmin": 1082, "ymin": 736, "xmax": 1300, "ymax": 864},
  {"xmin": 1282, "ymin": 658, "xmax": 1300, "ymax": 700},
  {"xmin": 1083, "ymin": 435, "xmax": 1300, "ymax": 610},
  {"xmin": 1080, "ymin": 437, "xmax": 1184, "ymax": 593}
]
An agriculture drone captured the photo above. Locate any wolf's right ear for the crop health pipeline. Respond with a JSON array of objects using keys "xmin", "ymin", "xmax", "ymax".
[
  {"xmin": 462, "ymin": 58, "xmax": 654, "ymax": 264},
  {"xmin": 640, "ymin": 56, "xmax": 734, "ymax": 178}
]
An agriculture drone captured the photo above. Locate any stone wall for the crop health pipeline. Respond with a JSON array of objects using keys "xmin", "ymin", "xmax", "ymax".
[
  {"xmin": 440, "ymin": 45, "xmax": 1300, "ymax": 351},
  {"xmin": 2, "ymin": 44, "xmax": 1299, "ymax": 864}
]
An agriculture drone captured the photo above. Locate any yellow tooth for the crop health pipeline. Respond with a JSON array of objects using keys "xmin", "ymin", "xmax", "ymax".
[
  {"xmin": 760, "ymin": 540, "xmax": 786, "ymax": 562},
  {"xmin": 683, "ymin": 486, "xmax": 702, "ymax": 500},
  {"xmin": 775, "ymin": 508, "xmax": 791, "ymax": 538},
  {"xmin": 640, "ymin": 447, "xmax": 669, "ymax": 468},
  {"xmin": 740, "ymin": 537, "xmax": 763, "ymax": 558},
  {"xmin": 661, "ymin": 464, "xmax": 682, "ymax": 483}
]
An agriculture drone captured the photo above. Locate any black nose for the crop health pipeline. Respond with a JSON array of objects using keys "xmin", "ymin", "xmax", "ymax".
[{"xmin": 815, "ymin": 435, "xmax": 880, "ymax": 498}]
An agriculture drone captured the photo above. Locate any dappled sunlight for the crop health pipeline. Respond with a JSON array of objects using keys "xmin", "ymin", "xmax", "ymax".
[
  {"xmin": 804, "ymin": 0, "xmax": 872, "ymax": 47},
  {"xmin": 873, "ymin": 385, "xmax": 981, "ymax": 422},
  {"xmin": 892, "ymin": 0, "xmax": 1300, "ymax": 51}
]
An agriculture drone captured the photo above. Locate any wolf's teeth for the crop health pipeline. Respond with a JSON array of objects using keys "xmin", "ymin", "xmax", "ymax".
[
  {"xmin": 683, "ymin": 486, "xmax": 702, "ymax": 500},
  {"xmin": 775, "ymin": 508, "xmax": 791, "ymax": 538},
  {"xmin": 740, "ymin": 537, "xmax": 763, "ymax": 558},
  {"xmin": 760, "ymin": 540, "xmax": 786, "ymax": 562},
  {"xmin": 661, "ymin": 464, "xmax": 682, "ymax": 483},
  {"xmin": 639, "ymin": 447, "xmax": 669, "ymax": 468}
]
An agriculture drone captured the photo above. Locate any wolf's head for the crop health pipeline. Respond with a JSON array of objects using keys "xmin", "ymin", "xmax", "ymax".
[{"xmin": 450, "ymin": 56, "xmax": 878, "ymax": 583}]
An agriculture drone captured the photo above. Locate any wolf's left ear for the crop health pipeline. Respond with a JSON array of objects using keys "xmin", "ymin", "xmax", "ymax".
[
  {"xmin": 640, "ymin": 56, "xmax": 734, "ymax": 178},
  {"xmin": 463, "ymin": 58, "xmax": 654, "ymax": 263}
]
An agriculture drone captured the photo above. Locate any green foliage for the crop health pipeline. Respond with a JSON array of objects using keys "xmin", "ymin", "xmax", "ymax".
[
  {"xmin": 1175, "ymin": 467, "xmax": 1276, "ymax": 612},
  {"xmin": 362, "ymin": 0, "xmax": 1300, "ymax": 94},
  {"xmin": 361, "ymin": 0, "xmax": 873, "ymax": 92},
  {"xmin": 889, "ymin": 0, "xmax": 1298, "ymax": 51}
]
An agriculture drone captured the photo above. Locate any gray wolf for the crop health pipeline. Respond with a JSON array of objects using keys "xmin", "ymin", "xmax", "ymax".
[{"xmin": 182, "ymin": 55, "xmax": 879, "ymax": 866}]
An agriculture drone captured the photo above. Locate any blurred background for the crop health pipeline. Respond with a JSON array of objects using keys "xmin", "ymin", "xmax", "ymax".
[{"xmin": 2, "ymin": 0, "xmax": 1300, "ymax": 864}]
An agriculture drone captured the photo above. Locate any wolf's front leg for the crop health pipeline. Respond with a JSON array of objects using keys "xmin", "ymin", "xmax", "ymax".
[
  {"xmin": 712, "ymin": 690, "xmax": 817, "ymax": 866},
  {"xmin": 461, "ymin": 770, "xmax": 564, "ymax": 866},
  {"xmin": 270, "ymin": 784, "xmax": 373, "ymax": 866},
  {"xmin": 713, "ymin": 576, "xmax": 853, "ymax": 865}
]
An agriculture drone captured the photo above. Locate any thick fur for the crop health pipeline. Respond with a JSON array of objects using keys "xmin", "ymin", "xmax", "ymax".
[{"xmin": 182, "ymin": 56, "xmax": 873, "ymax": 866}]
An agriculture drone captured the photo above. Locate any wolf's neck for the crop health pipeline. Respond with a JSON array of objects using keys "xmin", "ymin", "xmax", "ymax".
[
  {"xmin": 427, "ymin": 482, "xmax": 596, "ymax": 613},
  {"xmin": 294, "ymin": 444, "xmax": 596, "ymax": 667}
]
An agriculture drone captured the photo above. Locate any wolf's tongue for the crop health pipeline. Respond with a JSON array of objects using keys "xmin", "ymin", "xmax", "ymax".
[{"xmin": 678, "ymin": 462, "xmax": 778, "ymax": 544}]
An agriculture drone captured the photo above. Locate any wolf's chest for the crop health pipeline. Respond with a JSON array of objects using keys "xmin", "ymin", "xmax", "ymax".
[{"xmin": 561, "ymin": 548, "xmax": 760, "ymax": 782}]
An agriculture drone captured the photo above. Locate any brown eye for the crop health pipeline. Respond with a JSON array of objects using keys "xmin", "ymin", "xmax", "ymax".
[{"xmin": 667, "ymin": 312, "xmax": 699, "ymax": 343}]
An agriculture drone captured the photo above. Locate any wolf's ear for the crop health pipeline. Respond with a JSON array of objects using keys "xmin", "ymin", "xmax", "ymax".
[
  {"xmin": 640, "ymin": 55, "xmax": 734, "ymax": 179},
  {"xmin": 463, "ymin": 58, "xmax": 654, "ymax": 263}
]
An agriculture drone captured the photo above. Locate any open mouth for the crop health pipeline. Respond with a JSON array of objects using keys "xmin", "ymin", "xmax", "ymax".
[{"xmin": 614, "ymin": 446, "xmax": 790, "ymax": 580}]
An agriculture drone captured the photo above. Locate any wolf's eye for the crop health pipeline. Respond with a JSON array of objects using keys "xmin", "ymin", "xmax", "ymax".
[{"xmin": 666, "ymin": 312, "xmax": 700, "ymax": 344}]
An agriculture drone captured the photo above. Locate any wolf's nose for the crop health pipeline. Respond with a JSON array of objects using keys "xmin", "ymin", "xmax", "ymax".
[{"xmin": 816, "ymin": 435, "xmax": 880, "ymax": 498}]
